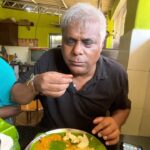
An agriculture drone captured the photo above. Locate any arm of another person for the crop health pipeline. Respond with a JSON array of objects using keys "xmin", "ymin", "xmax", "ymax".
[
  {"xmin": 11, "ymin": 71, "xmax": 73, "ymax": 105},
  {"xmin": 0, "ymin": 105, "xmax": 21, "ymax": 119},
  {"xmin": 11, "ymin": 82, "xmax": 37, "ymax": 105}
]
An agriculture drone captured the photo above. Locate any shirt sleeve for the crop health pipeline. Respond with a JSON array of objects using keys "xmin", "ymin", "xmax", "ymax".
[
  {"xmin": 109, "ymin": 68, "xmax": 131, "ymax": 113},
  {"xmin": 0, "ymin": 58, "xmax": 18, "ymax": 106}
]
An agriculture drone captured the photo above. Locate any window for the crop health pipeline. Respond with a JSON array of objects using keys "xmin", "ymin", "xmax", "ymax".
[{"xmin": 49, "ymin": 34, "xmax": 62, "ymax": 48}]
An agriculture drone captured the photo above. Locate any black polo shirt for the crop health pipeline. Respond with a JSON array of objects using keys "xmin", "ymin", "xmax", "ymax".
[{"xmin": 18, "ymin": 48, "xmax": 131, "ymax": 133}]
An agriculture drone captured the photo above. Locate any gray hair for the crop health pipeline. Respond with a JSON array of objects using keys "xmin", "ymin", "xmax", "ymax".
[{"xmin": 60, "ymin": 3, "xmax": 106, "ymax": 42}]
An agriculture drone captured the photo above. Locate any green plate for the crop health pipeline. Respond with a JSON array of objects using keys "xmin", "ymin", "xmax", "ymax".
[
  {"xmin": 0, "ymin": 118, "xmax": 20, "ymax": 150},
  {"xmin": 25, "ymin": 128, "xmax": 106, "ymax": 150}
]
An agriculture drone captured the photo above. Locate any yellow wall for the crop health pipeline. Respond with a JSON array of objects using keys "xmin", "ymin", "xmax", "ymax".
[
  {"xmin": 135, "ymin": 0, "xmax": 150, "ymax": 29},
  {"xmin": 0, "ymin": 7, "xmax": 61, "ymax": 47},
  {"xmin": 106, "ymin": 15, "xmax": 114, "ymax": 48},
  {"xmin": 124, "ymin": 0, "xmax": 150, "ymax": 33}
]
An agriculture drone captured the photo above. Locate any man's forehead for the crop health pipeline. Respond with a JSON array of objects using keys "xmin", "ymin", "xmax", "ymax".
[
  {"xmin": 63, "ymin": 24, "xmax": 99, "ymax": 37},
  {"xmin": 67, "ymin": 21, "xmax": 99, "ymax": 29}
]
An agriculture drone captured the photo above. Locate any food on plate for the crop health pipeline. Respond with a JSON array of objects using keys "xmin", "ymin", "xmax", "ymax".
[
  {"xmin": 63, "ymin": 131, "xmax": 90, "ymax": 148},
  {"xmin": 33, "ymin": 131, "xmax": 94, "ymax": 150},
  {"xmin": 27, "ymin": 129, "xmax": 106, "ymax": 150}
]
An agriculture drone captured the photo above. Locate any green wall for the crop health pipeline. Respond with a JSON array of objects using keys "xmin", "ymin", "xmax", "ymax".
[
  {"xmin": 0, "ymin": 7, "xmax": 61, "ymax": 47},
  {"xmin": 124, "ymin": 0, "xmax": 150, "ymax": 33},
  {"xmin": 106, "ymin": 0, "xmax": 121, "ymax": 48},
  {"xmin": 135, "ymin": 0, "xmax": 150, "ymax": 29},
  {"xmin": 106, "ymin": 16, "xmax": 114, "ymax": 48}
]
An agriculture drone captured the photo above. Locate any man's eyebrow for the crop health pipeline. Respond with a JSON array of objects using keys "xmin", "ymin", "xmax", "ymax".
[
  {"xmin": 82, "ymin": 38, "xmax": 93, "ymax": 41},
  {"xmin": 82, "ymin": 38, "xmax": 95, "ymax": 43},
  {"xmin": 64, "ymin": 37, "xmax": 76, "ymax": 40}
]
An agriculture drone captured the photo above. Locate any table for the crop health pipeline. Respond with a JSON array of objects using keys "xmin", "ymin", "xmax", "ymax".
[
  {"xmin": 121, "ymin": 135, "xmax": 150, "ymax": 150},
  {"xmin": 16, "ymin": 126, "xmax": 150, "ymax": 150}
]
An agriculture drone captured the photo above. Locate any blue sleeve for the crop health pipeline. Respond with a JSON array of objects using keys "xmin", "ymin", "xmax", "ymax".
[{"xmin": 0, "ymin": 58, "xmax": 17, "ymax": 107}]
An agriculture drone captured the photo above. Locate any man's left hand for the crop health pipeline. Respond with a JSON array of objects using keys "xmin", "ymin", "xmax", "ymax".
[{"xmin": 92, "ymin": 117, "xmax": 120, "ymax": 146}]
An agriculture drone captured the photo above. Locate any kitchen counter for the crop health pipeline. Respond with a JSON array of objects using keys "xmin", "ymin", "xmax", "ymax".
[{"xmin": 16, "ymin": 125, "xmax": 150, "ymax": 150}]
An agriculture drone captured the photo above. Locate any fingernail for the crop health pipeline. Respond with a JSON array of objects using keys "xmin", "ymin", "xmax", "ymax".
[
  {"xmin": 106, "ymin": 142, "xmax": 109, "ymax": 145},
  {"xmin": 92, "ymin": 130, "xmax": 96, "ymax": 134},
  {"xmin": 98, "ymin": 132, "xmax": 102, "ymax": 137},
  {"xmin": 103, "ymin": 136, "xmax": 107, "ymax": 140}
]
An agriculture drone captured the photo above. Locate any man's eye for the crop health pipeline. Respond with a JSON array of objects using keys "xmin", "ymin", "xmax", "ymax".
[
  {"xmin": 82, "ymin": 40, "xmax": 94, "ymax": 46},
  {"xmin": 65, "ymin": 39, "xmax": 75, "ymax": 45}
]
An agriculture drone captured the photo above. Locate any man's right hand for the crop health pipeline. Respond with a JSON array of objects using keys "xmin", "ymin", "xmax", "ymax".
[{"xmin": 34, "ymin": 71, "xmax": 73, "ymax": 97}]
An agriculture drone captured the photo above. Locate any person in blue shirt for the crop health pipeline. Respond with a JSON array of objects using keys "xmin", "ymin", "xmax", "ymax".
[{"xmin": 0, "ymin": 56, "xmax": 20, "ymax": 124}]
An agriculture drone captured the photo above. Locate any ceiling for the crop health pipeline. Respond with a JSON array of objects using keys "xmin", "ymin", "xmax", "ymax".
[{"xmin": 1, "ymin": 0, "xmax": 115, "ymax": 15}]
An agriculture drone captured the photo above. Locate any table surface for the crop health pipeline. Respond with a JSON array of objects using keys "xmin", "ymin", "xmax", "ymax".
[{"xmin": 16, "ymin": 126, "xmax": 150, "ymax": 150}]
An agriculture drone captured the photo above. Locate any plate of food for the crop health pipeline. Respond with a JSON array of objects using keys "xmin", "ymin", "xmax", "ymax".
[{"xmin": 25, "ymin": 128, "xmax": 106, "ymax": 150}]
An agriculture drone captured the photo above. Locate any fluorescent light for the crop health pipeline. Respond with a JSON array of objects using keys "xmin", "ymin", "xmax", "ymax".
[{"xmin": 25, "ymin": 6, "xmax": 32, "ymax": 12}]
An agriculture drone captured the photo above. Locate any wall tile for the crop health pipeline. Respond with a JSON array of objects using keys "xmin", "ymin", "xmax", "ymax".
[
  {"xmin": 127, "ymin": 70, "xmax": 149, "ymax": 109},
  {"xmin": 128, "ymin": 30, "xmax": 150, "ymax": 71},
  {"xmin": 143, "ymin": 72, "xmax": 150, "ymax": 113},
  {"xmin": 139, "ymin": 113, "xmax": 150, "ymax": 136},
  {"xmin": 121, "ymin": 108, "xmax": 143, "ymax": 135}
]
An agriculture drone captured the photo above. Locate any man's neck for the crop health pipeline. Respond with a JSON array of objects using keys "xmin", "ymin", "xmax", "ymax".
[{"xmin": 72, "ymin": 65, "xmax": 96, "ymax": 91}]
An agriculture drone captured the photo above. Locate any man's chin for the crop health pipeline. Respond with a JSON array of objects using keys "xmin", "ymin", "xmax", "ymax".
[
  {"xmin": 69, "ymin": 68, "xmax": 85, "ymax": 76},
  {"xmin": 66, "ymin": 64, "xmax": 87, "ymax": 75}
]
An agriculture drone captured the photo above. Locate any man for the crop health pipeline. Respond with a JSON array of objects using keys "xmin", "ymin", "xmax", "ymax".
[
  {"xmin": 11, "ymin": 3, "xmax": 131, "ymax": 148},
  {"xmin": 0, "ymin": 56, "xmax": 20, "ymax": 124}
]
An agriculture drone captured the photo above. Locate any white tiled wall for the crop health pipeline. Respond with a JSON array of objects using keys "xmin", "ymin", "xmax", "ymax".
[
  {"xmin": 128, "ymin": 30, "xmax": 150, "ymax": 71},
  {"xmin": 121, "ymin": 70, "xmax": 149, "ymax": 135},
  {"xmin": 139, "ymin": 72, "xmax": 150, "ymax": 136},
  {"xmin": 139, "ymin": 113, "xmax": 150, "ymax": 136},
  {"xmin": 119, "ymin": 29, "xmax": 150, "ymax": 136},
  {"xmin": 143, "ymin": 73, "xmax": 150, "ymax": 113},
  {"xmin": 121, "ymin": 108, "xmax": 143, "ymax": 135},
  {"xmin": 127, "ymin": 70, "xmax": 149, "ymax": 109}
]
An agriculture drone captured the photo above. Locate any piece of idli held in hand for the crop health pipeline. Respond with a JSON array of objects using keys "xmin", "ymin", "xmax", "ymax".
[{"xmin": 0, "ymin": 133, "xmax": 13, "ymax": 150}]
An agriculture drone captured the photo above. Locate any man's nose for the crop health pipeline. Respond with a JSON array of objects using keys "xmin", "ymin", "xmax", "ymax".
[{"xmin": 72, "ymin": 41, "xmax": 83, "ymax": 55}]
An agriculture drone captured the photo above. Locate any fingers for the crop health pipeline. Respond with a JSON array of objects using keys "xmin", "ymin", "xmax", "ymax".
[
  {"xmin": 61, "ymin": 73, "xmax": 73, "ymax": 79},
  {"xmin": 34, "ymin": 72, "xmax": 73, "ymax": 97},
  {"xmin": 93, "ymin": 117, "xmax": 104, "ymax": 124},
  {"xmin": 100, "ymin": 127, "xmax": 120, "ymax": 145},
  {"xmin": 106, "ymin": 136, "xmax": 120, "ymax": 146},
  {"xmin": 43, "ymin": 90, "xmax": 67, "ymax": 97},
  {"xmin": 104, "ymin": 129, "xmax": 120, "ymax": 141},
  {"xmin": 46, "ymin": 82, "xmax": 70, "ymax": 91},
  {"xmin": 48, "ymin": 72, "xmax": 73, "ymax": 84},
  {"xmin": 92, "ymin": 117, "xmax": 107, "ymax": 134},
  {"xmin": 40, "ymin": 82, "xmax": 70, "ymax": 96},
  {"xmin": 92, "ymin": 117, "xmax": 120, "ymax": 146},
  {"xmin": 104, "ymin": 130, "xmax": 120, "ymax": 145}
]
